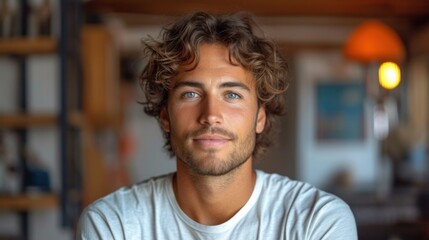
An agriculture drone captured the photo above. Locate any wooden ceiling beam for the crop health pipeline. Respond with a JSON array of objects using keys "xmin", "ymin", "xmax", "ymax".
[{"xmin": 85, "ymin": 0, "xmax": 429, "ymax": 18}]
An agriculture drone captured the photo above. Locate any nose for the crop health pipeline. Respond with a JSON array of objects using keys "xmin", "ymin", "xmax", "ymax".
[{"xmin": 198, "ymin": 95, "xmax": 223, "ymax": 126}]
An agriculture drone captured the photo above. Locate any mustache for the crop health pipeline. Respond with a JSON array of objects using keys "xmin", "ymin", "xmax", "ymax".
[{"xmin": 188, "ymin": 127, "xmax": 236, "ymax": 140}]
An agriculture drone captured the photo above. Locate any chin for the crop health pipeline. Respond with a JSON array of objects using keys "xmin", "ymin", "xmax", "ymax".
[{"xmin": 191, "ymin": 156, "xmax": 248, "ymax": 177}]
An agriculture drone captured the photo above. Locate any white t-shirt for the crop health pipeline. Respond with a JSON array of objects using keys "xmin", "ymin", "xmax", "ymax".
[{"xmin": 77, "ymin": 170, "xmax": 357, "ymax": 239}]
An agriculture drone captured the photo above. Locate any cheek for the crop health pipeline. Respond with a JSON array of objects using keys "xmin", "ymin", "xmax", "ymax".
[
  {"xmin": 168, "ymin": 104, "xmax": 196, "ymax": 131},
  {"xmin": 225, "ymin": 108, "xmax": 257, "ymax": 130}
]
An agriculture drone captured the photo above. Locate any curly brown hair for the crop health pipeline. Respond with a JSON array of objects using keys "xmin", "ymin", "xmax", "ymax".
[{"xmin": 139, "ymin": 11, "xmax": 289, "ymax": 160}]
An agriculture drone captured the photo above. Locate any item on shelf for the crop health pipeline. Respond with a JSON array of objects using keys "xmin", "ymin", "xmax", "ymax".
[
  {"xmin": 4, "ymin": 163, "xmax": 19, "ymax": 194},
  {"xmin": 31, "ymin": 0, "xmax": 52, "ymax": 37},
  {"xmin": 0, "ymin": 0, "xmax": 19, "ymax": 38},
  {"xmin": 24, "ymin": 165, "xmax": 51, "ymax": 192},
  {"xmin": 0, "ymin": 131, "xmax": 20, "ymax": 194},
  {"xmin": 22, "ymin": 149, "xmax": 51, "ymax": 192},
  {"xmin": 0, "ymin": 158, "xmax": 5, "ymax": 193}
]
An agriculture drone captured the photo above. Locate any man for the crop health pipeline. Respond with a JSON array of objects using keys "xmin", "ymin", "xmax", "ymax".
[{"xmin": 77, "ymin": 12, "xmax": 357, "ymax": 239}]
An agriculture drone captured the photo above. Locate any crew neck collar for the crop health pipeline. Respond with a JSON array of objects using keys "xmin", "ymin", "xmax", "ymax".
[{"xmin": 165, "ymin": 170, "xmax": 264, "ymax": 233}]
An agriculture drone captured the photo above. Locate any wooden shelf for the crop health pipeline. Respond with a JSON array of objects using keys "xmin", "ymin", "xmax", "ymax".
[
  {"xmin": 0, "ymin": 193, "xmax": 58, "ymax": 211},
  {"xmin": 0, "ymin": 112, "xmax": 87, "ymax": 129},
  {"xmin": 0, "ymin": 37, "xmax": 57, "ymax": 55},
  {"xmin": 0, "ymin": 114, "xmax": 57, "ymax": 128}
]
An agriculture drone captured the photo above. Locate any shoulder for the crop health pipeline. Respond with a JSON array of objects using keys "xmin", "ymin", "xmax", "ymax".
[
  {"xmin": 256, "ymin": 171, "xmax": 357, "ymax": 239},
  {"xmin": 87, "ymin": 173, "xmax": 172, "ymax": 213},
  {"xmin": 76, "ymin": 173, "xmax": 173, "ymax": 239},
  {"xmin": 257, "ymin": 170, "xmax": 349, "ymax": 208}
]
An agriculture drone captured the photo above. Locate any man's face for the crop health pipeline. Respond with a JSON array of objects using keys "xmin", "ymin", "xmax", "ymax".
[{"xmin": 160, "ymin": 43, "xmax": 266, "ymax": 176}]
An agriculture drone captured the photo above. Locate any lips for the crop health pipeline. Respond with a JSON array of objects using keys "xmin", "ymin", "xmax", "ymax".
[{"xmin": 193, "ymin": 134, "xmax": 231, "ymax": 148}]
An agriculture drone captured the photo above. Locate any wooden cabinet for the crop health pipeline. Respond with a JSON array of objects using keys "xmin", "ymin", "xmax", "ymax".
[
  {"xmin": 82, "ymin": 25, "xmax": 120, "ymax": 129},
  {"xmin": 80, "ymin": 25, "xmax": 123, "ymax": 206}
]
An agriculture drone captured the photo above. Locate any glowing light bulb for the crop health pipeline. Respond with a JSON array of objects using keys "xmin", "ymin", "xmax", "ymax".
[{"xmin": 378, "ymin": 62, "xmax": 401, "ymax": 90}]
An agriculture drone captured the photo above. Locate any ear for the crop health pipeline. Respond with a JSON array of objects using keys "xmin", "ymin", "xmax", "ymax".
[
  {"xmin": 255, "ymin": 106, "xmax": 266, "ymax": 134},
  {"xmin": 159, "ymin": 107, "xmax": 170, "ymax": 133}
]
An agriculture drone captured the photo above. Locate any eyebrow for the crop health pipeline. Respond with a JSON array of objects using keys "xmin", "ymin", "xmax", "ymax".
[
  {"xmin": 220, "ymin": 82, "xmax": 250, "ymax": 91},
  {"xmin": 172, "ymin": 81, "xmax": 204, "ymax": 90},
  {"xmin": 172, "ymin": 80, "xmax": 251, "ymax": 92}
]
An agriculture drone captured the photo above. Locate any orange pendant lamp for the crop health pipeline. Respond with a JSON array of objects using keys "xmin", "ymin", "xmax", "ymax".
[
  {"xmin": 344, "ymin": 20, "xmax": 405, "ymax": 90},
  {"xmin": 344, "ymin": 20, "xmax": 405, "ymax": 64}
]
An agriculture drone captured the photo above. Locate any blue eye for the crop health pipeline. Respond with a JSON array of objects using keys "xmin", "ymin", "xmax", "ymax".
[
  {"xmin": 183, "ymin": 92, "xmax": 199, "ymax": 99},
  {"xmin": 225, "ymin": 92, "xmax": 240, "ymax": 99}
]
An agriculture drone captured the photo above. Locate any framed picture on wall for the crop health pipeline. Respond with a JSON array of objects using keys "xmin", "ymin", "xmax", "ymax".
[{"xmin": 316, "ymin": 81, "xmax": 365, "ymax": 141}]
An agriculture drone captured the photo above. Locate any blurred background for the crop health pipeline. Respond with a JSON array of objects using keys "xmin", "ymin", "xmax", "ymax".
[{"xmin": 0, "ymin": 0, "xmax": 428, "ymax": 239}]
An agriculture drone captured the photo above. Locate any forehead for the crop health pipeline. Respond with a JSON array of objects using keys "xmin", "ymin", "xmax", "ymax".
[{"xmin": 173, "ymin": 43, "xmax": 255, "ymax": 88}]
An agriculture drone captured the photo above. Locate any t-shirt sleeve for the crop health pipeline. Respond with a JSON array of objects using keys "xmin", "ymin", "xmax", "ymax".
[
  {"xmin": 76, "ymin": 206, "xmax": 116, "ymax": 240},
  {"xmin": 306, "ymin": 197, "xmax": 358, "ymax": 240}
]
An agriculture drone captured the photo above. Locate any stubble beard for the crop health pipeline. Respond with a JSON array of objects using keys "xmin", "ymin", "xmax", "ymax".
[{"xmin": 171, "ymin": 126, "xmax": 256, "ymax": 177}]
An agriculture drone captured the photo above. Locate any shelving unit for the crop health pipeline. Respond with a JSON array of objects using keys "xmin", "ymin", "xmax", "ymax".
[
  {"xmin": 0, "ymin": 0, "xmax": 83, "ymax": 239},
  {"xmin": 0, "ymin": 35, "xmax": 60, "ymax": 239}
]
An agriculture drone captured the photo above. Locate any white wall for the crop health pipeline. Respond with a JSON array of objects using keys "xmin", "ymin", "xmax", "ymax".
[
  {"xmin": 295, "ymin": 51, "xmax": 379, "ymax": 189},
  {"xmin": 125, "ymin": 84, "xmax": 175, "ymax": 183}
]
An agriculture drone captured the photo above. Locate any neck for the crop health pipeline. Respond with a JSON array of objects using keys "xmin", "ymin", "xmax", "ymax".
[{"xmin": 173, "ymin": 159, "xmax": 256, "ymax": 225}]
